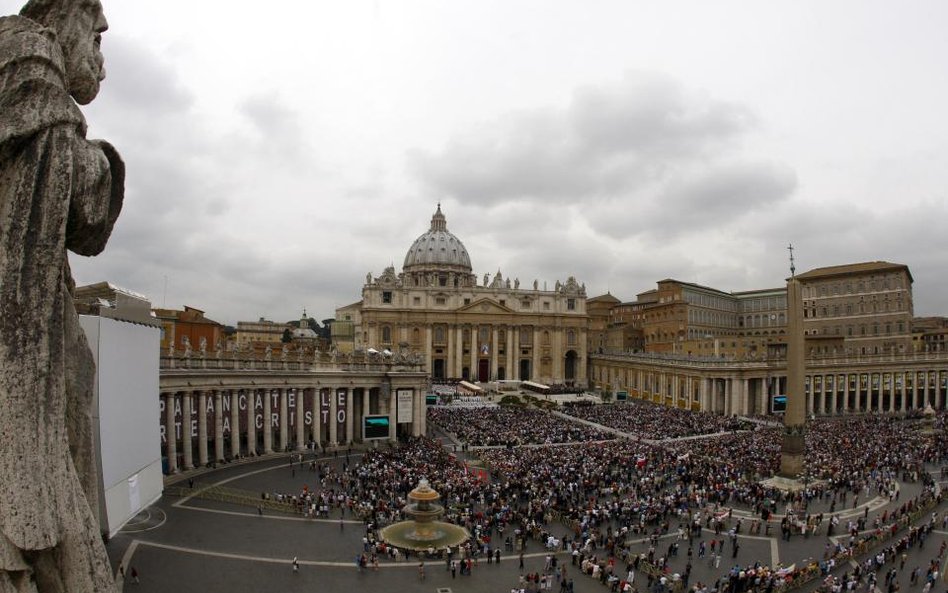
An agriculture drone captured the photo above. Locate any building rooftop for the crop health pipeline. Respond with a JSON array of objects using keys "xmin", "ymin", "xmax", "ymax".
[{"xmin": 796, "ymin": 261, "xmax": 912, "ymax": 282}]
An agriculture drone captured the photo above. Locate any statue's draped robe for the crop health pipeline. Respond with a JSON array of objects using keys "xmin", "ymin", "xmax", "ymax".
[{"xmin": 0, "ymin": 15, "xmax": 123, "ymax": 593}]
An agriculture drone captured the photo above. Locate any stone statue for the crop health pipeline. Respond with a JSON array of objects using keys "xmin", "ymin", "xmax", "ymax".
[
  {"xmin": 366, "ymin": 271, "xmax": 372, "ymax": 285},
  {"xmin": 0, "ymin": 1, "xmax": 122, "ymax": 590},
  {"xmin": 264, "ymin": 345, "xmax": 272, "ymax": 361},
  {"xmin": 199, "ymin": 336, "xmax": 207, "ymax": 356},
  {"xmin": 506, "ymin": 278, "xmax": 511, "ymax": 289},
  {"xmin": 181, "ymin": 335, "xmax": 192, "ymax": 358},
  {"xmin": 168, "ymin": 342, "xmax": 175, "ymax": 358},
  {"xmin": 215, "ymin": 338, "xmax": 223, "ymax": 359},
  {"xmin": 280, "ymin": 344, "xmax": 288, "ymax": 362},
  {"xmin": 533, "ymin": 279, "xmax": 538, "ymax": 290},
  {"xmin": 484, "ymin": 273, "xmax": 489, "ymax": 286},
  {"xmin": 514, "ymin": 278, "xmax": 520, "ymax": 289}
]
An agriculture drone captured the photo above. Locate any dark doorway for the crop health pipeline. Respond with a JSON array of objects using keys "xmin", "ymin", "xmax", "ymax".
[
  {"xmin": 462, "ymin": 367, "xmax": 470, "ymax": 381},
  {"xmin": 477, "ymin": 359, "xmax": 489, "ymax": 382},
  {"xmin": 498, "ymin": 367, "xmax": 506, "ymax": 381},
  {"xmin": 519, "ymin": 359, "xmax": 531, "ymax": 381},
  {"xmin": 565, "ymin": 350, "xmax": 578, "ymax": 382},
  {"xmin": 433, "ymin": 359, "xmax": 446, "ymax": 380}
]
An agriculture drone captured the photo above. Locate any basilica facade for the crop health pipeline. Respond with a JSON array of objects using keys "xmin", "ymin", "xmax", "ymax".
[{"xmin": 336, "ymin": 205, "xmax": 589, "ymax": 386}]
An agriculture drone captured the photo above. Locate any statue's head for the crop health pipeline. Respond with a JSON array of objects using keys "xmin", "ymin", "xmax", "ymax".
[{"xmin": 20, "ymin": 0, "xmax": 108, "ymax": 105}]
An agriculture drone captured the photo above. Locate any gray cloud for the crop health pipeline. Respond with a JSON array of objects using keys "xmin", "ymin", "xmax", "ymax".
[{"xmin": 409, "ymin": 71, "xmax": 759, "ymax": 207}]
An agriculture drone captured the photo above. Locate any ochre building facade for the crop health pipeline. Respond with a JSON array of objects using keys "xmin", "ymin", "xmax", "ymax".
[{"xmin": 336, "ymin": 206, "xmax": 589, "ymax": 386}]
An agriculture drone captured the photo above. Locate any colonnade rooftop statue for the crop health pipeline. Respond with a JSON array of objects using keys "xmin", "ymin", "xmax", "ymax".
[{"xmin": 0, "ymin": 0, "xmax": 123, "ymax": 590}]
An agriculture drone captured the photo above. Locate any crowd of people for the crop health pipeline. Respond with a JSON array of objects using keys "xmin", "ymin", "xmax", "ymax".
[
  {"xmin": 428, "ymin": 405, "xmax": 613, "ymax": 446},
  {"xmin": 266, "ymin": 402, "xmax": 948, "ymax": 593},
  {"xmin": 562, "ymin": 400, "xmax": 754, "ymax": 440}
]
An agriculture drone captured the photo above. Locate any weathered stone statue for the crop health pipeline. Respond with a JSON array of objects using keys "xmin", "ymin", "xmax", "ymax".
[{"xmin": 0, "ymin": 1, "xmax": 122, "ymax": 591}]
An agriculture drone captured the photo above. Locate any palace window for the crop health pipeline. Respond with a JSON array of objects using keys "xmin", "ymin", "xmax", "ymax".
[
  {"xmin": 435, "ymin": 297, "xmax": 446, "ymax": 305},
  {"xmin": 567, "ymin": 298, "xmax": 576, "ymax": 311},
  {"xmin": 382, "ymin": 291, "xmax": 392, "ymax": 304},
  {"xmin": 381, "ymin": 326, "xmax": 392, "ymax": 343}
]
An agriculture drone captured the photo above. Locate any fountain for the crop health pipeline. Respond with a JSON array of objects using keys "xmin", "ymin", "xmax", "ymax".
[{"xmin": 378, "ymin": 478, "xmax": 471, "ymax": 551}]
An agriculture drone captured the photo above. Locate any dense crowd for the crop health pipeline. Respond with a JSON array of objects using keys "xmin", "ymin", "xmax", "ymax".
[
  {"xmin": 427, "ymin": 406, "xmax": 613, "ymax": 446},
  {"xmin": 280, "ymin": 405, "xmax": 948, "ymax": 593},
  {"xmin": 561, "ymin": 400, "xmax": 753, "ymax": 440}
]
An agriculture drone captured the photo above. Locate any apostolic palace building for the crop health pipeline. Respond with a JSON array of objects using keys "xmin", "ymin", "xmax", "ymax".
[{"xmin": 151, "ymin": 205, "xmax": 948, "ymax": 474}]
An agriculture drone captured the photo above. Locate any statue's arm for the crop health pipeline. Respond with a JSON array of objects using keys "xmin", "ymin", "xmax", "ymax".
[{"xmin": 64, "ymin": 136, "xmax": 124, "ymax": 256}]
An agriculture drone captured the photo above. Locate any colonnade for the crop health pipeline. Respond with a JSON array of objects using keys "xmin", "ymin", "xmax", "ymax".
[
  {"xmin": 591, "ymin": 354, "xmax": 948, "ymax": 417},
  {"xmin": 159, "ymin": 382, "xmax": 426, "ymax": 474}
]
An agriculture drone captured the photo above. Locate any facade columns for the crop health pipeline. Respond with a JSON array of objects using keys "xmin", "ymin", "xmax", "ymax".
[
  {"xmin": 455, "ymin": 326, "xmax": 464, "ymax": 378},
  {"xmin": 279, "ymin": 388, "xmax": 289, "ymax": 451},
  {"xmin": 263, "ymin": 389, "xmax": 273, "ymax": 453},
  {"xmin": 425, "ymin": 327, "xmax": 433, "ymax": 375},
  {"xmin": 164, "ymin": 392, "xmax": 177, "ymax": 473},
  {"xmin": 197, "ymin": 391, "xmax": 208, "ymax": 467},
  {"xmin": 552, "ymin": 329, "xmax": 562, "ymax": 382},
  {"xmin": 181, "ymin": 391, "xmax": 193, "ymax": 470},
  {"xmin": 214, "ymin": 390, "xmax": 224, "ymax": 462},
  {"xmin": 446, "ymin": 326, "xmax": 455, "ymax": 379},
  {"xmin": 506, "ymin": 326, "xmax": 515, "ymax": 380},
  {"xmin": 491, "ymin": 326, "xmax": 499, "ymax": 380},
  {"xmin": 533, "ymin": 327, "xmax": 541, "ymax": 383},
  {"xmin": 470, "ymin": 327, "xmax": 478, "ymax": 381},
  {"xmin": 230, "ymin": 390, "xmax": 240, "ymax": 458}
]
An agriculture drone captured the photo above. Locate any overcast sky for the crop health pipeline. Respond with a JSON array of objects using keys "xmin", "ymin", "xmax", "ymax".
[{"xmin": 5, "ymin": 1, "xmax": 947, "ymax": 324}]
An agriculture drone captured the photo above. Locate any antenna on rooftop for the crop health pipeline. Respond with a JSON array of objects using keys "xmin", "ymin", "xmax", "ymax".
[{"xmin": 787, "ymin": 243, "xmax": 796, "ymax": 278}]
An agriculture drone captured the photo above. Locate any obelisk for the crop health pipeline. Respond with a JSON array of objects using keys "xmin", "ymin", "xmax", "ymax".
[{"xmin": 779, "ymin": 250, "xmax": 806, "ymax": 477}]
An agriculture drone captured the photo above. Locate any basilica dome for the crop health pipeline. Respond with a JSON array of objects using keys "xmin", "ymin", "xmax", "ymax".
[{"xmin": 403, "ymin": 205, "xmax": 472, "ymax": 273}]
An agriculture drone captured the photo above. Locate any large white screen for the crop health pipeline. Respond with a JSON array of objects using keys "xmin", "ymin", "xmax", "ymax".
[{"xmin": 90, "ymin": 317, "xmax": 161, "ymax": 488}]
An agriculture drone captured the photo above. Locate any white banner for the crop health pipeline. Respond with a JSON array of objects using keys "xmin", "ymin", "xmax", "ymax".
[
  {"xmin": 397, "ymin": 390, "xmax": 413, "ymax": 424},
  {"xmin": 128, "ymin": 473, "xmax": 141, "ymax": 513}
]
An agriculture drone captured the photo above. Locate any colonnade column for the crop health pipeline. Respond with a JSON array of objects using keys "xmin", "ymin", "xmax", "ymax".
[
  {"xmin": 263, "ymin": 389, "xmax": 273, "ymax": 453},
  {"xmin": 246, "ymin": 389, "xmax": 257, "ymax": 454},
  {"xmin": 913, "ymin": 374, "xmax": 920, "ymax": 409},
  {"xmin": 165, "ymin": 392, "xmax": 177, "ymax": 473},
  {"xmin": 829, "ymin": 379, "xmax": 837, "ymax": 415},
  {"xmin": 842, "ymin": 377, "xmax": 850, "ymax": 413},
  {"xmin": 470, "ymin": 327, "xmax": 478, "ymax": 381},
  {"xmin": 900, "ymin": 373, "xmax": 908, "ymax": 412},
  {"xmin": 447, "ymin": 327, "xmax": 455, "ymax": 379},
  {"xmin": 197, "ymin": 391, "xmax": 208, "ymax": 467},
  {"xmin": 742, "ymin": 378, "xmax": 750, "ymax": 415},
  {"xmin": 279, "ymin": 388, "xmax": 288, "ymax": 451},
  {"xmin": 181, "ymin": 391, "xmax": 193, "ymax": 470},
  {"xmin": 329, "ymin": 390, "xmax": 338, "ymax": 445},
  {"xmin": 295, "ymin": 389, "xmax": 305, "ymax": 451},
  {"xmin": 230, "ymin": 390, "xmax": 240, "ymax": 458},
  {"xmin": 312, "ymin": 389, "xmax": 322, "ymax": 448},
  {"xmin": 214, "ymin": 390, "xmax": 224, "ymax": 462},
  {"xmin": 805, "ymin": 377, "xmax": 814, "ymax": 416},
  {"xmin": 388, "ymin": 387, "xmax": 397, "ymax": 443},
  {"xmin": 346, "ymin": 390, "xmax": 354, "ymax": 444}
]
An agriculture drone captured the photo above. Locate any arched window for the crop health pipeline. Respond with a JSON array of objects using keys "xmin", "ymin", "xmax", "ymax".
[
  {"xmin": 412, "ymin": 327, "xmax": 420, "ymax": 344},
  {"xmin": 567, "ymin": 330, "xmax": 576, "ymax": 346},
  {"xmin": 434, "ymin": 326, "xmax": 445, "ymax": 344}
]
